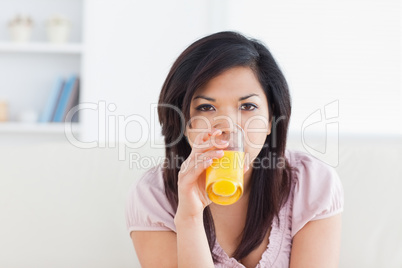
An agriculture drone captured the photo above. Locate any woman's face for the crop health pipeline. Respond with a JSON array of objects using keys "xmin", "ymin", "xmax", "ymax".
[{"xmin": 186, "ymin": 66, "xmax": 271, "ymax": 165}]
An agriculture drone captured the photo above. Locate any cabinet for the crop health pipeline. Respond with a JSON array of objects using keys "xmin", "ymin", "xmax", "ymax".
[{"xmin": 0, "ymin": 0, "xmax": 84, "ymax": 140}]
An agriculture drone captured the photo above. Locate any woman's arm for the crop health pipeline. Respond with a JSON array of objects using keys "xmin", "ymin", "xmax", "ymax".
[
  {"xmin": 289, "ymin": 214, "xmax": 342, "ymax": 268},
  {"xmin": 131, "ymin": 216, "xmax": 214, "ymax": 268},
  {"xmin": 130, "ymin": 130, "xmax": 226, "ymax": 267},
  {"xmin": 174, "ymin": 214, "xmax": 214, "ymax": 267},
  {"xmin": 172, "ymin": 129, "xmax": 227, "ymax": 267},
  {"xmin": 131, "ymin": 231, "xmax": 177, "ymax": 268}
]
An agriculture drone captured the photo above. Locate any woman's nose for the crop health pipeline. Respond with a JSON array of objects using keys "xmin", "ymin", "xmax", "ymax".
[
  {"xmin": 212, "ymin": 117, "xmax": 240, "ymax": 132},
  {"xmin": 211, "ymin": 107, "xmax": 242, "ymax": 132}
]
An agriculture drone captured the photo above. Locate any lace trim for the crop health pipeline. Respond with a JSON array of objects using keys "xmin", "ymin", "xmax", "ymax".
[
  {"xmin": 256, "ymin": 195, "xmax": 291, "ymax": 267},
  {"xmin": 212, "ymin": 194, "xmax": 293, "ymax": 268},
  {"xmin": 212, "ymin": 242, "xmax": 245, "ymax": 267}
]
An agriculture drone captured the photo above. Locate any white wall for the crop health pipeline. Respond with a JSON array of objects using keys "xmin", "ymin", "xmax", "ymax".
[
  {"xmin": 80, "ymin": 0, "xmax": 401, "ymax": 148},
  {"xmin": 222, "ymin": 0, "xmax": 401, "ymax": 135},
  {"xmin": 81, "ymin": 0, "xmax": 213, "ymax": 144}
]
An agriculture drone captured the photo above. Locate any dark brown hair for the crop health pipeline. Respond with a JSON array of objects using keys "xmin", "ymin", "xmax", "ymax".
[{"xmin": 158, "ymin": 31, "xmax": 292, "ymax": 263}]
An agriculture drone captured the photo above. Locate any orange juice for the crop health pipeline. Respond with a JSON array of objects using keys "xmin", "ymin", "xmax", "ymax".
[{"xmin": 206, "ymin": 150, "xmax": 244, "ymax": 205}]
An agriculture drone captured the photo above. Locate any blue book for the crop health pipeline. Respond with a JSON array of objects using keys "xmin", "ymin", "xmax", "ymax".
[
  {"xmin": 53, "ymin": 75, "xmax": 77, "ymax": 122},
  {"xmin": 62, "ymin": 77, "xmax": 80, "ymax": 122},
  {"xmin": 38, "ymin": 77, "xmax": 65, "ymax": 123}
]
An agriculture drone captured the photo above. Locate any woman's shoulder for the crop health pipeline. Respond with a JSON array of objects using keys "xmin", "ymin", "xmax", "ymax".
[
  {"xmin": 135, "ymin": 165, "xmax": 165, "ymax": 190},
  {"xmin": 285, "ymin": 149, "xmax": 344, "ymax": 237},
  {"xmin": 129, "ymin": 164, "xmax": 169, "ymax": 205},
  {"xmin": 285, "ymin": 149, "xmax": 340, "ymax": 186},
  {"xmin": 125, "ymin": 165, "xmax": 176, "ymax": 233},
  {"xmin": 286, "ymin": 149, "xmax": 335, "ymax": 170}
]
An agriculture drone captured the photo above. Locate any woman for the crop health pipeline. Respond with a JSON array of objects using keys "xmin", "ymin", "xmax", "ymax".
[{"xmin": 125, "ymin": 31, "xmax": 344, "ymax": 267}]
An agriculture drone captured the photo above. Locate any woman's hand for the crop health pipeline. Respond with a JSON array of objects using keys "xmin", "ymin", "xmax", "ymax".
[{"xmin": 174, "ymin": 129, "xmax": 228, "ymax": 222}]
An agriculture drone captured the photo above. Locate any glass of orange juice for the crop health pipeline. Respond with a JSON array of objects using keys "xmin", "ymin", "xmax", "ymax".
[{"xmin": 206, "ymin": 124, "xmax": 245, "ymax": 205}]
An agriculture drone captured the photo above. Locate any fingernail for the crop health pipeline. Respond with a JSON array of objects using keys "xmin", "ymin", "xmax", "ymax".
[
  {"xmin": 216, "ymin": 150, "xmax": 224, "ymax": 155},
  {"xmin": 213, "ymin": 129, "xmax": 222, "ymax": 135}
]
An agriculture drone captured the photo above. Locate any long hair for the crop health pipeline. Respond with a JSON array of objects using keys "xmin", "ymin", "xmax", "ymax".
[{"xmin": 157, "ymin": 31, "xmax": 292, "ymax": 263}]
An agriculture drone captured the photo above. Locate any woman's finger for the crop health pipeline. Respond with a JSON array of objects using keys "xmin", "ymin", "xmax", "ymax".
[
  {"xmin": 190, "ymin": 128, "xmax": 219, "ymax": 150},
  {"xmin": 179, "ymin": 157, "xmax": 213, "ymax": 186},
  {"xmin": 179, "ymin": 149, "xmax": 224, "ymax": 176},
  {"xmin": 192, "ymin": 129, "xmax": 229, "ymax": 153},
  {"xmin": 180, "ymin": 129, "xmax": 226, "ymax": 174}
]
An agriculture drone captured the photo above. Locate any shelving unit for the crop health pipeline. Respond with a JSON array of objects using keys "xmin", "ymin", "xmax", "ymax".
[
  {"xmin": 0, "ymin": 0, "xmax": 84, "ymax": 139},
  {"xmin": 0, "ymin": 122, "xmax": 80, "ymax": 134},
  {"xmin": 0, "ymin": 41, "xmax": 83, "ymax": 54}
]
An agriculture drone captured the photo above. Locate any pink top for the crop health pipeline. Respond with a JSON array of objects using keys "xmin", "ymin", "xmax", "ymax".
[{"xmin": 125, "ymin": 150, "xmax": 344, "ymax": 267}]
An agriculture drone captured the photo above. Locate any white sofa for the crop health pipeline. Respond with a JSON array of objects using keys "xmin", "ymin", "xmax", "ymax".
[{"xmin": 0, "ymin": 134, "xmax": 401, "ymax": 267}]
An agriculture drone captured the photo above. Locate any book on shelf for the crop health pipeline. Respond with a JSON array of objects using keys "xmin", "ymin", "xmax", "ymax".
[
  {"xmin": 62, "ymin": 76, "xmax": 80, "ymax": 123},
  {"xmin": 39, "ymin": 75, "xmax": 80, "ymax": 123},
  {"xmin": 38, "ymin": 76, "xmax": 65, "ymax": 123}
]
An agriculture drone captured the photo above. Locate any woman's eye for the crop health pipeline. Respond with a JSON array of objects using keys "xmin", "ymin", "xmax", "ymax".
[
  {"xmin": 240, "ymin": 103, "xmax": 258, "ymax": 111},
  {"xmin": 196, "ymin": 104, "xmax": 215, "ymax": 111},
  {"xmin": 195, "ymin": 103, "xmax": 257, "ymax": 111}
]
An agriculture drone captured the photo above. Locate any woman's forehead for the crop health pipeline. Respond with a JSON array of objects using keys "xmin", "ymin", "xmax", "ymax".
[{"xmin": 192, "ymin": 67, "xmax": 264, "ymax": 100}]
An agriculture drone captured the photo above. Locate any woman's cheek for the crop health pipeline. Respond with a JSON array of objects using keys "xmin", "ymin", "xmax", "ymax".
[
  {"xmin": 244, "ymin": 131, "xmax": 266, "ymax": 161},
  {"xmin": 244, "ymin": 131, "xmax": 267, "ymax": 148},
  {"xmin": 242, "ymin": 112, "xmax": 270, "ymax": 153}
]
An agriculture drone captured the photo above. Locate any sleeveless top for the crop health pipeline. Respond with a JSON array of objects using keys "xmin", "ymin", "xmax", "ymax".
[{"xmin": 125, "ymin": 150, "xmax": 344, "ymax": 267}]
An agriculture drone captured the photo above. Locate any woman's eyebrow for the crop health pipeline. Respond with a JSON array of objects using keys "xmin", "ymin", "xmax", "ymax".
[
  {"xmin": 193, "ymin": 95, "xmax": 216, "ymax": 102},
  {"xmin": 239, "ymin": 93, "xmax": 259, "ymax": 101},
  {"xmin": 193, "ymin": 93, "xmax": 259, "ymax": 102}
]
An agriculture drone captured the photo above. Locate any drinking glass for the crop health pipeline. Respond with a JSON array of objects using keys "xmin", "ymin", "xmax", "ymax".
[{"xmin": 206, "ymin": 124, "xmax": 245, "ymax": 205}]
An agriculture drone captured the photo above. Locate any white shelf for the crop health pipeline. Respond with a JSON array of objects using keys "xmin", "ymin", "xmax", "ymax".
[
  {"xmin": 0, "ymin": 122, "xmax": 81, "ymax": 134},
  {"xmin": 0, "ymin": 42, "xmax": 83, "ymax": 54}
]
